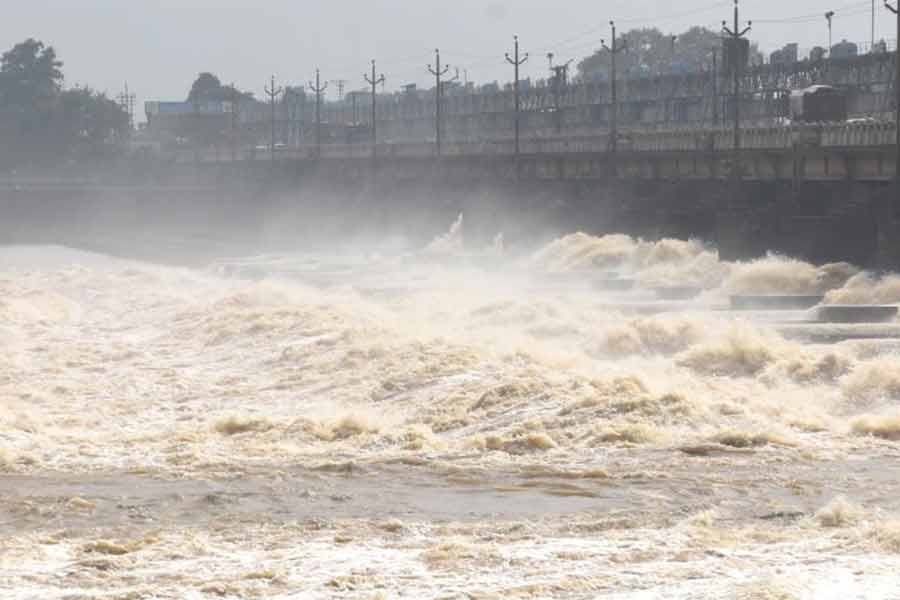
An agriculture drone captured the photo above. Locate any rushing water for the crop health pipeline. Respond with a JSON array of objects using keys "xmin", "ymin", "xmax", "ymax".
[{"xmin": 3, "ymin": 227, "xmax": 900, "ymax": 599}]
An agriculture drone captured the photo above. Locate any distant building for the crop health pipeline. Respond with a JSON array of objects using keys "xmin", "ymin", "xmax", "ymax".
[
  {"xmin": 144, "ymin": 100, "xmax": 234, "ymax": 148},
  {"xmin": 831, "ymin": 39, "xmax": 859, "ymax": 60},
  {"xmin": 770, "ymin": 43, "xmax": 799, "ymax": 66}
]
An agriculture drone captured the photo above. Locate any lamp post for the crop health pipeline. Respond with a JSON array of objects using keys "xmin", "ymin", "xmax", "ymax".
[{"xmin": 826, "ymin": 11, "xmax": 835, "ymax": 57}]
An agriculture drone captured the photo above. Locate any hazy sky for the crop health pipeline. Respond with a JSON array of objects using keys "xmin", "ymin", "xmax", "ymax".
[{"xmin": 1, "ymin": 0, "xmax": 892, "ymax": 114}]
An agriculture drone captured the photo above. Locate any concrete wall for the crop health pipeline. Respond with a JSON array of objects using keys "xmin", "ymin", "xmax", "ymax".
[{"xmin": 3, "ymin": 162, "xmax": 895, "ymax": 269}]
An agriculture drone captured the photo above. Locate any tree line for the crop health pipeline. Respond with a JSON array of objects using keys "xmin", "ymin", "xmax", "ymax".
[
  {"xmin": 0, "ymin": 39, "xmax": 130, "ymax": 169},
  {"xmin": 577, "ymin": 26, "xmax": 764, "ymax": 82}
]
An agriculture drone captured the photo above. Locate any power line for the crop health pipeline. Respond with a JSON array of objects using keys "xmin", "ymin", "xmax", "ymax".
[{"xmin": 755, "ymin": 0, "xmax": 871, "ymax": 23}]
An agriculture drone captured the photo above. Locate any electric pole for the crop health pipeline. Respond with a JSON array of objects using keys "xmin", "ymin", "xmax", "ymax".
[
  {"xmin": 332, "ymin": 79, "xmax": 346, "ymax": 101},
  {"xmin": 547, "ymin": 54, "xmax": 573, "ymax": 133},
  {"xmin": 230, "ymin": 83, "xmax": 240, "ymax": 162},
  {"xmin": 309, "ymin": 69, "xmax": 328, "ymax": 157},
  {"xmin": 722, "ymin": 0, "xmax": 752, "ymax": 173},
  {"xmin": 428, "ymin": 49, "xmax": 458, "ymax": 157},
  {"xmin": 332, "ymin": 79, "xmax": 347, "ymax": 124},
  {"xmin": 711, "ymin": 48, "xmax": 719, "ymax": 126},
  {"xmin": 265, "ymin": 76, "xmax": 283, "ymax": 166},
  {"xmin": 505, "ymin": 35, "xmax": 529, "ymax": 156},
  {"xmin": 887, "ymin": 0, "xmax": 899, "ymax": 187},
  {"xmin": 117, "ymin": 82, "xmax": 136, "ymax": 135},
  {"xmin": 602, "ymin": 21, "xmax": 628, "ymax": 160},
  {"xmin": 364, "ymin": 60, "xmax": 386, "ymax": 159}
]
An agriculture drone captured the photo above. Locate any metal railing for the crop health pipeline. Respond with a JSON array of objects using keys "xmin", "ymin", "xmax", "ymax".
[{"xmin": 179, "ymin": 120, "xmax": 898, "ymax": 163}]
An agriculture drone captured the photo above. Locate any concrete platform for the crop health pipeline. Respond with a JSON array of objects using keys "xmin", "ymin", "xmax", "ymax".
[
  {"xmin": 815, "ymin": 305, "xmax": 899, "ymax": 324},
  {"xmin": 652, "ymin": 286, "xmax": 702, "ymax": 301},
  {"xmin": 594, "ymin": 278, "xmax": 636, "ymax": 292},
  {"xmin": 778, "ymin": 324, "xmax": 900, "ymax": 343},
  {"xmin": 730, "ymin": 295, "xmax": 824, "ymax": 311}
]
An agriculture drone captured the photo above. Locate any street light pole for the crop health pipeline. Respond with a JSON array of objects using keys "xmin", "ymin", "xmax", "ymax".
[{"xmin": 826, "ymin": 11, "xmax": 835, "ymax": 57}]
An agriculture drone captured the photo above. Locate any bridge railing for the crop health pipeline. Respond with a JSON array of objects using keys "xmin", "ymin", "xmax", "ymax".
[{"xmin": 177, "ymin": 120, "xmax": 897, "ymax": 163}]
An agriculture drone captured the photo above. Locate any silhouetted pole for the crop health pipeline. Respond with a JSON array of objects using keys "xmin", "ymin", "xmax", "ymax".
[
  {"xmin": 826, "ymin": 11, "xmax": 835, "ymax": 57},
  {"xmin": 364, "ymin": 60, "xmax": 386, "ymax": 159},
  {"xmin": 711, "ymin": 49, "xmax": 719, "ymax": 126},
  {"xmin": 505, "ymin": 35, "xmax": 529, "ymax": 156},
  {"xmin": 887, "ymin": 1, "xmax": 899, "ymax": 187},
  {"xmin": 722, "ymin": 0, "xmax": 752, "ymax": 174},
  {"xmin": 428, "ymin": 49, "xmax": 458, "ymax": 157},
  {"xmin": 309, "ymin": 69, "xmax": 328, "ymax": 157},
  {"xmin": 602, "ymin": 22, "xmax": 628, "ymax": 165},
  {"xmin": 265, "ymin": 75, "xmax": 283, "ymax": 166},
  {"xmin": 548, "ymin": 54, "xmax": 573, "ymax": 133},
  {"xmin": 332, "ymin": 79, "xmax": 347, "ymax": 124}
]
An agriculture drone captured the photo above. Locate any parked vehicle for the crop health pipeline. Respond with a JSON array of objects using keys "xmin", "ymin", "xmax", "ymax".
[{"xmin": 789, "ymin": 85, "xmax": 848, "ymax": 123}]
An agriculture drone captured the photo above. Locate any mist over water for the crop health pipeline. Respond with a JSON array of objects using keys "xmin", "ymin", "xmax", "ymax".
[{"xmin": 3, "ymin": 221, "xmax": 900, "ymax": 598}]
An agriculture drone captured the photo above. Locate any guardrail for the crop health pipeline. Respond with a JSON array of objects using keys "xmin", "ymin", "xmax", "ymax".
[{"xmin": 179, "ymin": 121, "xmax": 897, "ymax": 163}]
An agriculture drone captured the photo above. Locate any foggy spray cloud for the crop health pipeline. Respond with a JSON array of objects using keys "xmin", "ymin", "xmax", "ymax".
[{"xmin": 4, "ymin": 217, "xmax": 900, "ymax": 596}]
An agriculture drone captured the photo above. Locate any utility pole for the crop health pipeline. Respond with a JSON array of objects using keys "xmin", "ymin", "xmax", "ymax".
[
  {"xmin": 265, "ymin": 75, "xmax": 283, "ymax": 167},
  {"xmin": 711, "ymin": 48, "xmax": 719, "ymax": 126},
  {"xmin": 722, "ymin": 0, "xmax": 752, "ymax": 170},
  {"xmin": 887, "ymin": 0, "xmax": 899, "ymax": 187},
  {"xmin": 505, "ymin": 35, "xmax": 529, "ymax": 156},
  {"xmin": 427, "ymin": 49, "xmax": 458, "ymax": 157},
  {"xmin": 332, "ymin": 79, "xmax": 346, "ymax": 101},
  {"xmin": 364, "ymin": 60, "xmax": 386, "ymax": 159},
  {"xmin": 230, "ymin": 83, "xmax": 240, "ymax": 162},
  {"xmin": 117, "ymin": 82, "xmax": 136, "ymax": 135},
  {"xmin": 332, "ymin": 79, "xmax": 347, "ymax": 124},
  {"xmin": 309, "ymin": 69, "xmax": 328, "ymax": 157},
  {"xmin": 547, "ymin": 53, "xmax": 573, "ymax": 133},
  {"xmin": 602, "ymin": 21, "xmax": 628, "ymax": 160}
]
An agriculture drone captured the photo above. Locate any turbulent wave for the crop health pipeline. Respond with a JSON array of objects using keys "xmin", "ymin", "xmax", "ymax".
[
  {"xmin": 5, "ymin": 239, "xmax": 900, "ymax": 599},
  {"xmin": 528, "ymin": 232, "xmax": 872, "ymax": 299},
  {"xmin": 825, "ymin": 273, "xmax": 900, "ymax": 305}
]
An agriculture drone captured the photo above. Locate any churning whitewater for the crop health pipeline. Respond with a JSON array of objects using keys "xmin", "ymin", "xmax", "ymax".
[{"xmin": 3, "ymin": 226, "xmax": 900, "ymax": 599}]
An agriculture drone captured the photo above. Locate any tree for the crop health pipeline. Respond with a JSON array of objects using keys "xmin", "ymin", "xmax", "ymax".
[
  {"xmin": 187, "ymin": 72, "xmax": 223, "ymax": 103},
  {"xmin": 0, "ymin": 38, "xmax": 63, "ymax": 106},
  {"xmin": 576, "ymin": 26, "xmax": 763, "ymax": 82},
  {"xmin": 0, "ymin": 38, "xmax": 128, "ymax": 167},
  {"xmin": 59, "ymin": 87, "xmax": 130, "ymax": 152}
]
